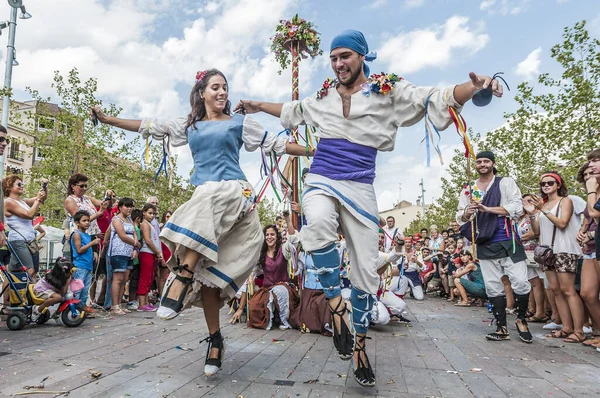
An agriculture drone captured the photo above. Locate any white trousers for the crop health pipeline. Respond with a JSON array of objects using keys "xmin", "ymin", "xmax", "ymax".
[
  {"xmin": 300, "ymin": 193, "xmax": 380, "ymax": 295},
  {"xmin": 389, "ymin": 276, "xmax": 423, "ymax": 300},
  {"xmin": 380, "ymin": 291, "xmax": 407, "ymax": 315},
  {"xmin": 370, "ymin": 300, "xmax": 390, "ymax": 325},
  {"xmin": 479, "ymin": 257, "xmax": 531, "ymax": 297}
]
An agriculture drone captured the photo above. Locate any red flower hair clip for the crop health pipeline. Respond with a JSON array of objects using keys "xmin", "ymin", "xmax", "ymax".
[{"xmin": 195, "ymin": 70, "xmax": 208, "ymax": 83}]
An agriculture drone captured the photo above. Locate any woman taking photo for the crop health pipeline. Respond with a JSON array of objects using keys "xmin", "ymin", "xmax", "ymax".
[
  {"xmin": 91, "ymin": 68, "xmax": 312, "ymax": 377},
  {"xmin": 3, "ymin": 174, "xmax": 46, "ymax": 276},
  {"xmin": 530, "ymin": 171, "xmax": 585, "ymax": 343}
]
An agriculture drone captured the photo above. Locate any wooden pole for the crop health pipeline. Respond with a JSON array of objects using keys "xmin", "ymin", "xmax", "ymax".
[
  {"xmin": 290, "ymin": 41, "xmax": 300, "ymax": 229},
  {"xmin": 467, "ymin": 157, "xmax": 477, "ymax": 258}
]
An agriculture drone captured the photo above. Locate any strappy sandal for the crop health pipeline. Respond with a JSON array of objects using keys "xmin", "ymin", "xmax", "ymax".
[
  {"xmin": 545, "ymin": 329, "xmax": 571, "ymax": 339},
  {"xmin": 201, "ymin": 329, "xmax": 225, "ymax": 377},
  {"xmin": 352, "ymin": 335, "xmax": 375, "ymax": 387},
  {"xmin": 582, "ymin": 336, "xmax": 600, "ymax": 347},
  {"xmin": 157, "ymin": 264, "xmax": 194, "ymax": 320},
  {"xmin": 486, "ymin": 325, "xmax": 510, "ymax": 341},
  {"xmin": 455, "ymin": 301, "xmax": 471, "ymax": 307},
  {"xmin": 329, "ymin": 299, "xmax": 354, "ymax": 361},
  {"xmin": 515, "ymin": 320, "xmax": 533, "ymax": 343},
  {"xmin": 526, "ymin": 314, "xmax": 550, "ymax": 323},
  {"xmin": 110, "ymin": 307, "xmax": 126, "ymax": 316},
  {"xmin": 563, "ymin": 331, "xmax": 586, "ymax": 343}
]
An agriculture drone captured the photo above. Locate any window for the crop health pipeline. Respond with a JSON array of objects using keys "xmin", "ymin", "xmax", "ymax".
[
  {"xmin": 37, "ymin": 116, "xmax": 56, "ymax": 131},
  {"xmin": 34, "ymin": 147, "xmax": 45, "ymax": 161},
  {"xmin": 7, "ymin": 141, "xmax": 23, "ymax": 161}
]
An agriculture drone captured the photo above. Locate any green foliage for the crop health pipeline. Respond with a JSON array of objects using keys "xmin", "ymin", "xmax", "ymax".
[
  {"xmin": 12, "ymin": 68, "xmax": 192, "ymax": 226},
  {"xmin": 407, "ymin": 21, "xmax": 598, "ymax": 233},
  {"xmin": 257, "ymin": 198, "xmax": 278, "ymax": 226}
]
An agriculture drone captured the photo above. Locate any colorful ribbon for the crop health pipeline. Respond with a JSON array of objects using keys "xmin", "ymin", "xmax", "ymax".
[
  {"xmin": 423, "ymin": 96, "xmax": 444, "ymax": 167},
  {"xmin": 448, "ymin": 106, "xmax": 475, "ymax": 161}
]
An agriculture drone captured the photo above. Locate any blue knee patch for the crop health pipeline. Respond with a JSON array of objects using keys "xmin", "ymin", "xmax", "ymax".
[
  {"xmin": 311, "ymin": 243, "xmax": 341, "ymax": 299},
  {"xmin": 351, "ymin": 287, "xmax": 375, "ymax": 334}
]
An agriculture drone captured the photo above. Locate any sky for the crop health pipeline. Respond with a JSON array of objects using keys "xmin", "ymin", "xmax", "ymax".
[{"xmin": 1, "ymin": 0, "xmax": 598, "ymax": 211}]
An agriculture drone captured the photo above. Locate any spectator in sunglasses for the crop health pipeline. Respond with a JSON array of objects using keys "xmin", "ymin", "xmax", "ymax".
[
  {"xmin": 530, "ymin": 171, "xmax": 585, "ymax": 343},
  {"xmin": 64, "ymin": 173, "xmax": 110, "ymax": 238}
]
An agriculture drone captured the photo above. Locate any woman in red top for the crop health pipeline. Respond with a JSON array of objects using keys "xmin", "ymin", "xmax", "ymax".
[{"xmin": 244, "ymin": 212, "xmax": 299, "ymax": 330}]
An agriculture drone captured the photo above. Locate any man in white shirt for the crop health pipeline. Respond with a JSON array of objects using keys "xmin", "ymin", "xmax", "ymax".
[
  {"xmin": 383, "ymin": 216, "xmax": 401, "ymax": 252},
  {"xmin": 457, "ymin": 151, "xmax": 532, "ymax": 344}
]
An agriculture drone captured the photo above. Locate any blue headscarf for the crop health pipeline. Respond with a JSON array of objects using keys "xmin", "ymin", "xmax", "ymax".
[{"xmin": 330, "ymin": 29, "xmax": 377, "ymax": 77}]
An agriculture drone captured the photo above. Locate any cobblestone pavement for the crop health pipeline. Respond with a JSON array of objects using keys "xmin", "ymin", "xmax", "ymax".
[{"xmin": 1, "ymin": 296, "xmax": 599, "ymax": 397}]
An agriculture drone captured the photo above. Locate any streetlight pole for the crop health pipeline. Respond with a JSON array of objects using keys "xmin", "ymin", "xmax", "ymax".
[{"xmin": 0, "ymin": 0, "xmax": 31, "ymax": 180}]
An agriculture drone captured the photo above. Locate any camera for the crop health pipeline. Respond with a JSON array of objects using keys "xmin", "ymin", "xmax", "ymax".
[
  {"xmin": 104, "ymin": 196, "xmax": 112, "ymax": 202},
  {"xmin": 282, "ymin": 210, "xmax": 290, "ymax": 217}
]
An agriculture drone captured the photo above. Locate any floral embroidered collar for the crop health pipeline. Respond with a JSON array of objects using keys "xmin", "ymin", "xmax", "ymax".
[
  {"xmin": 316, "ymin": 72, "xmax": 402, "ymax": 99},
  {"xmin": 463, "ymin": 181, "xmax": 486, "ymax": 202}
]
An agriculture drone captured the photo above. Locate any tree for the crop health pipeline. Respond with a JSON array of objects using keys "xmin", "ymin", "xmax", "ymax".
[
  {"xmin": 257, "ymin": 197, "xmax": 278, "ymax": 226},
  {"xmin": 417, "ymin": 20, "xmax": 599, "ymax": 227},
  {"xmin": 11, "ymin": 68, "xmax": 192, "ymax": 226}
]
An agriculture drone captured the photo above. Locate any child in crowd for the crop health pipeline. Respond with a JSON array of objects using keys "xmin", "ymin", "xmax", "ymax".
[
  {"xmin": 70, "ymin": 210, "xmax": 100, "ymax": 309},
  {"xmin": 33, "ymin": 258, "xmax": 75, "ymax": 316}
]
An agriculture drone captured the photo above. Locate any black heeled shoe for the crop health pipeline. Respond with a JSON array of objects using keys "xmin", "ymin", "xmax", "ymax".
[
  {"xmin": 352, "ymin": 335, "xmax": 375, "ymax": 387},
  {"xmin": 515, "ymin": 319, "xmax": 533, "ymax": 343},
  {"xmin": 330, "ymin": 299, "xmax": 354, "ymax": 360},
  {"xmin": 201, "ymin": 329, "xmax": 225, "ymax": 376},
  {"xmin": 157, "ymin": 264, "xmax": 194, "ymax": 320}
]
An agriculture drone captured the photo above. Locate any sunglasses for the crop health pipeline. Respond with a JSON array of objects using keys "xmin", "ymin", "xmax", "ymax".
[
  {"xmin": 539, "ymin": 181, "xmax": 556, "ymax": 187},
  {"xmin": 0, "ymin": 137, "xmax": 10, "ymax": 144},
  {"xmin": 76, "ymin": 184, "xmax": 88, "ymax": 189}
]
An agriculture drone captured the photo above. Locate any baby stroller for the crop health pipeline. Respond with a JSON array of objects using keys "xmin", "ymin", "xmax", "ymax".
[{"xmin": 0, "ymin": 248, "xmax": 86, "ymax": 330}]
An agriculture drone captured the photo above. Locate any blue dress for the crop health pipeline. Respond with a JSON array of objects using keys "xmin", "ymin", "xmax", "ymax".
[{"xmin": 137, "ymin": 114, "xmax": 288, "ymax": 302}]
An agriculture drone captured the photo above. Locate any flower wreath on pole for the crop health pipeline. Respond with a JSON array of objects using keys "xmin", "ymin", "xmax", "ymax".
[{"xmin": 270, "ymin": 14, "xmax": 323, "ymax": 74}]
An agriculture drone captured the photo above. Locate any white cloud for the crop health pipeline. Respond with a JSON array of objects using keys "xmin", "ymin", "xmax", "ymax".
[
  {"xmin": 375, "ymin": 144, "xmax": 462, "ymax": 211},
  {"xmin": 480, "ymin": 0, "xmax": 531, "ymax": 15},
  {"xmin": 377, "ymin": 16, "xmax": 489, "ymax": 74},
  {"xmin": 368, "ymin": 0, "xmax": 388, "ymax": 8},
  {"xmin": 480, "ymin": 0, "xmax": 496, "ymax": 11},
  {"xmin": 404, "ymin": 0, "xmax": 425, "ymax": 8},
  {"xmin": 515, "ymin": 47, "xmax": 541, "ymax": 81}
]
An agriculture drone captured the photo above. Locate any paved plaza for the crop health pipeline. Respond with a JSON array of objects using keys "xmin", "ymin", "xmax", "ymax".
[{"xmin": 1, "ymin": 296, "xmax": 599, "ymax": 397}]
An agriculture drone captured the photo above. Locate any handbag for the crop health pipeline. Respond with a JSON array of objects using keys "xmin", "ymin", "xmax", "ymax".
[
  {"xmin": 533, "ymin": 198, "xmax": 563, "ymax": 267},
  {"xmin": 11, "ymin": 228, "xmax": 42, "ymax": 255}
]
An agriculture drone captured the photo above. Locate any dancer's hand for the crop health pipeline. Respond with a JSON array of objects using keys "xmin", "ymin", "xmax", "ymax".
[
  {"xmin": 234, "ymin": 100, "xmax": 260, "ymax": 114},
  {"xmin": 90, "ymin": 105, "xmax": 110, "ymax": 123},
  {"xmin": 469, "ymin": 72, "xmax": 503, "ymax": 98},
  {"xmin": 229, "ymin": 308, "xmax": 243, "ymax": 324}
]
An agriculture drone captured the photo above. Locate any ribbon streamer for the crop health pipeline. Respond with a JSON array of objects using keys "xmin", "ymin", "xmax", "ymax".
[
  {"xmin": 448, "ymin": 107, "xmax": 475, "ymax": 161},
  {"xmin": 423, "ymin": 96, "xmax": 444, "ymax": 167}
]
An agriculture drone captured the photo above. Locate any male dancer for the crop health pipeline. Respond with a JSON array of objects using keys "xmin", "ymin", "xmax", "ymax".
[
  {"xmin": 237, "ymin": 30, "xmax": 502, "ymax": 386},
  {"xmin": 457, "ymin": 151, "xmax": 532, "ymax": 343}
]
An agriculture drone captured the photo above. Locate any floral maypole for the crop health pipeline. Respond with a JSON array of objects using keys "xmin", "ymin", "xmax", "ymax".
[{"xmin": 271, "ymin": 14, "xmax": 322, "ymax": 228}]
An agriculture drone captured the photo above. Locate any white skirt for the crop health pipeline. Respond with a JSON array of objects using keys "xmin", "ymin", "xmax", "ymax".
[{"xmin": 160, "ymin": 180, "xmax": 263, "ymax": 308}]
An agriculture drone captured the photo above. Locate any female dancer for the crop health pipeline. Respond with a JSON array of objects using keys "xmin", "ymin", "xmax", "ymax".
[{"xmin": 92, "ymin": 69, "xmax": 312, "ymax": 376}]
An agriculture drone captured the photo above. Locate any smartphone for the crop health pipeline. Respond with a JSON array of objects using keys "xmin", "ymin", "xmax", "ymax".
[{"xmin": 91, "ymin": 109, "xmax": 99, "ymax": 126}]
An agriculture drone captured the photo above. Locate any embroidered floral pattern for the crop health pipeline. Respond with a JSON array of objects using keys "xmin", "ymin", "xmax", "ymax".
[
  {"xmin": 315, "ymin": 72, "xmax": 402, "ymax": 100},
  {"xmin": 316, "ymin": 77, "xmax": 338, "ymax": 99},
  {"xmin": 361, "ymin": 73, "xmax": 402, "ymax": 96}
]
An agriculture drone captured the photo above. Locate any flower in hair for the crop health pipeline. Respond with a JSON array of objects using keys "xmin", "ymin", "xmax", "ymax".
[{"xmin": 196, "ymin": 70, "xmax": 208, "ymax": 83}]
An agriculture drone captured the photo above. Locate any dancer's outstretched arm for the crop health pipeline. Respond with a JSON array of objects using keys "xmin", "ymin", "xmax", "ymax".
[
  {"xmin": 91, "ymin": 106, "xmax": 141, "ymax": 132},
  {"xmin": 234, "ymin": 101, "xmax": 283, "ymax": 118}
]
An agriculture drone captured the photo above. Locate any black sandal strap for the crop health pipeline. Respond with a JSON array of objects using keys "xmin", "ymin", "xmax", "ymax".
[
  {"xmin": 160, "ymin": 272, "xmax": 194, "ymax": 313},
  {"xmin": 173, "ymin": 264, "xmax": 194, "ymax": 277},
  {"xmin": 201, "ymin": 330, "xmax": 224, "ymax": 367},
  {"xmin": 353, "ymin": 335, "xmax": 375, "ymax": 387},
  {"xmin": 329, "ymin": 299, "xmax": 354, "ymax": 360}
]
